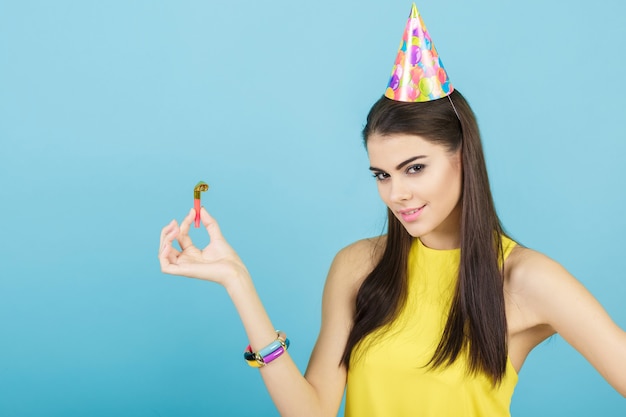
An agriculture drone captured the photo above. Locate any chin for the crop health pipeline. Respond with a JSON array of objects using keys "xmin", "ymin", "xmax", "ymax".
[{"xmin": 400, "ymin": 223, "xmax": 431, "ymax": 238}]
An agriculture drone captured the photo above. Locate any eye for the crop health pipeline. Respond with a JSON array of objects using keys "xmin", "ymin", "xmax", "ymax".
[
  {"xmin": 407, "ymin": 164, "xmax": 425, "ymax": 174},
  {"xmin": 371, "ymin": 171, "xmax": 389, "ymax": 181}
]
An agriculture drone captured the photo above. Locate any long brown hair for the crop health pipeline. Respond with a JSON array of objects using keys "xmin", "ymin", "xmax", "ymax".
[{"xmin": 341, "ymin": 90, "xmax": 508, "ymax": 383}]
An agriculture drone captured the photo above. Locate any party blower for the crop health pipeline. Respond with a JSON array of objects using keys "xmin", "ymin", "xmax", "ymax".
[{"xmin": 193, "ymin": 181, "xmax": 209, "ymax": 227}]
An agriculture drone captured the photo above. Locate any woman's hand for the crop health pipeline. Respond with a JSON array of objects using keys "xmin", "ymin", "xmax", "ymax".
[{"xmin": 159, "ymin": 207, "xmax": 249, "ymax": 287}]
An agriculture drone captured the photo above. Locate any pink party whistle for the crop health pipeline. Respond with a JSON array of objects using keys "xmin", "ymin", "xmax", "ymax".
[{"xmin": 193, "ymin": 181, "xmax": 209, "ymax": 227}]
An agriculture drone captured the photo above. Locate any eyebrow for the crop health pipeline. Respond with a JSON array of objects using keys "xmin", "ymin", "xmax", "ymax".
[{"xmin": 369, "ymin": 155, "xmax": 427, "ymax": 172}]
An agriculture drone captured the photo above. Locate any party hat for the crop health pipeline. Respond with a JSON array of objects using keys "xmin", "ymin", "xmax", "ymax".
[{"xmin": 385, "ymin": 3, "xmax": 453, "ymax": 102}]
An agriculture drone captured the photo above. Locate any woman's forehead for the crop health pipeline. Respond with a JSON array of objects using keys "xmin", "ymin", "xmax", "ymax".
[
  {"xmin": 367, "ymin": 133, "xmax": 460, "ymax": 167},
  {"xmin": 367, "ymin": 133, "xmax": 444, "ymax": 155}
]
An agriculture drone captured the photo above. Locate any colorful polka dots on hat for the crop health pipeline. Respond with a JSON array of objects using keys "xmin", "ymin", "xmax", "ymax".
[{"xmin": 384, "ymin": 3, "xmax": 453, "ymax": 102}]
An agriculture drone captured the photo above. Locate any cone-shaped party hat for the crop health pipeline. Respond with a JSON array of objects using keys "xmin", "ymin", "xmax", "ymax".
[{"xmin": 385, "ymin": 3, "xmax": 453, "ymax": 102}]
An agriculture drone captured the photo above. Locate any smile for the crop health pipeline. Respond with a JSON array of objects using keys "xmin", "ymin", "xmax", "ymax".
[{"xmin": 399, "ymin": 205, "xmax": 425, "ymax": 222}]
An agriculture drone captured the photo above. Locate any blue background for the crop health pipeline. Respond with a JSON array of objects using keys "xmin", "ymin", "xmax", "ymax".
[{"xmin": 1, "ymin": 0, "xmax": 624, "ymax": 415}]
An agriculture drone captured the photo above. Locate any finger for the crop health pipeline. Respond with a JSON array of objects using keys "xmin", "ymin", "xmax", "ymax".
[
  {"xmin": 200, "ymin": 207, "xmax": 225, "ymax": 240},
  {"xmin": 159, "ymin": 226, "xmax": 181, "ymax": 259},
  {"xmin": 159, "ymin": 244, "xmax": 193, "ymax": 277},
  {"xmin": 159, "ymin": 220, "xmax": 179, "ymax": 256},
  {"xmin": 160, "ymin": 223, "xmax": 184, "ymax": 265},
  {"xmin": 159, "ymin": 220, "xmax": 177, "ymax": 250},
  {"xmin": 160, "ymin": 246, "xmax": 182, "ymax": 275},
  {"xmin": 177, "ymin": 208, "xmax": 196, "ymax": 251},
  {"xmin": 159, "ymin": 243, "xmax": 172, "ymax": 270}
]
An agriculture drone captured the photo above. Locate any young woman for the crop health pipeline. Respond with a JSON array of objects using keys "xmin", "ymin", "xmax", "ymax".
[{"xmin": 158, "ymin": 5, "xmax": 626, "ymax": 417}]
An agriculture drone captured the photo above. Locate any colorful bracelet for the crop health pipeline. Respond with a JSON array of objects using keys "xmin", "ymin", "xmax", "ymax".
[{"xmin": 244, "ymin": 331, "xmax": 290, "ymax": 368}]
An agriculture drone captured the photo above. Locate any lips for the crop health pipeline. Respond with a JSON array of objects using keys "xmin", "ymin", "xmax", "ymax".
[{"xmin": 398, "ymin": 205, "xmax": 425, "ymax": 222}]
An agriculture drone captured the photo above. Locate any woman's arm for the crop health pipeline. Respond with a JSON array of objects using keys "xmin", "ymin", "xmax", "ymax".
[
  {"xmin": 304, "ymin": 238, "xmax": 380, "ymax": 416},
  {"xmin": 159, "ymin": 207, "xmax": 367, "ymax": 416},
  {"xmin": 513, "ymin": 248, "xmax": 626, "ymax": 396}
]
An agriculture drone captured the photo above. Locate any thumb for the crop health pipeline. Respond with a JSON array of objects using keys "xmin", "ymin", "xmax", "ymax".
[{"xmin": 200, "ymin": 207, "xmax": 225, "ymax": 240}]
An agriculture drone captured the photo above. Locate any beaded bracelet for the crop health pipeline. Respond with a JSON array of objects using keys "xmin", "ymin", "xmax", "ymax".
[{"xmin": 244, "ymin": 331, "xmax": 290, "ymax": 368}]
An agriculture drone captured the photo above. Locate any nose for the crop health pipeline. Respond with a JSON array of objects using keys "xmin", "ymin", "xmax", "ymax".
[{"xmin": 389, "ymin": 178, "xmax": 412, "ymax": 203}]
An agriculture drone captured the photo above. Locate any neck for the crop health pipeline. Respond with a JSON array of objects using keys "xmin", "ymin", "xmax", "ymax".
[{"xmin": 419, "ymin": 202, "xmax": 461, "ymax": 250}]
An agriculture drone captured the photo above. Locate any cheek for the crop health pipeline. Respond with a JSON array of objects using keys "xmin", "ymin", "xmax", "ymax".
[
  {"xmin": 432, "ymin": 168, "xmax": 462, "ymax": 204},
  {"xmin": 443, "ymin": 171, "xmax": 462, "ymax": 203},
  {"xmin": 376, "ymin": 183, "xmax": 390, "ymax": 203}
]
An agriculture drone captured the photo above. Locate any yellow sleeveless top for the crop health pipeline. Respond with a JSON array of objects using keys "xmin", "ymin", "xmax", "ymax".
[{"xmin": 345, "ymin": 236, "xmax": 518, "ymax": 417}]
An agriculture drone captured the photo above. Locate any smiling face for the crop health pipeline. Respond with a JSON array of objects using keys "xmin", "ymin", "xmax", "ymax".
[{"xmin": 367, "ymin": 133, "xmax": 463, "ymax": 249}]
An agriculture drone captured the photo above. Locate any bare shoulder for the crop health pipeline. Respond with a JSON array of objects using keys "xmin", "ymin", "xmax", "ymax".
[
  {"xmin": 505, "ymin": 245, "xmax": 588, "ymax": 322},
  {"xmin": 503, "ymin": 246, "xmax": 566, "ymax": 338},
  {"xmin": 505, "ymin": 244, "xmax": 617, "ymax": 332},
  {"xmin": 505, "ymin": 245, "xmax": 570, "ymax": 297},
  {"xmin": 327, "ymin": 235, "xmax": 385, "ymax": 292},
  {"xmin": 505, "ymin": 244, "xmax": 626, "ymax": 395}
]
